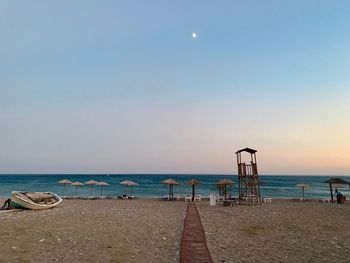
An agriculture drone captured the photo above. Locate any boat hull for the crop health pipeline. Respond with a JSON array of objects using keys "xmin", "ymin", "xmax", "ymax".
[{"xmin": 10, "ymin": 192, "xmax": 62, "ymax": 210}]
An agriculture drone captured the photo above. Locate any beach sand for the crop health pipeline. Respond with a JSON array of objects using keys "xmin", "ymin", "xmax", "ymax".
[
  {"xmin": 0, "ymin": 199, "xmax": 186, "ymax": 263},
  {"xmin": 198, "ymin": 201, "xmax": 350, "ymax": 263},
  {"xmin": 1, "ymin": 199, "xmax": 350, "ymax": 262}
]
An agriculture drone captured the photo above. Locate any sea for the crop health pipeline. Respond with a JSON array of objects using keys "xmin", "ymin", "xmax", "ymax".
[{"xmin": 0, "ymin": 174, "xmax": 349, "ymax": 199}]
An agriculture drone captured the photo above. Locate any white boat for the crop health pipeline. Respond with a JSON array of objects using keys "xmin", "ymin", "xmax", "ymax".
[{"xmin": 10, "ymin": 191, "xmax": 62, "ymax": 210}]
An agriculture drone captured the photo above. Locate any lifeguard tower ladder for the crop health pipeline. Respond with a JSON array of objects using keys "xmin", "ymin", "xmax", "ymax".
[{"xmin": 236, "ymin": 148, "xmax": 261, "ymax": 204}]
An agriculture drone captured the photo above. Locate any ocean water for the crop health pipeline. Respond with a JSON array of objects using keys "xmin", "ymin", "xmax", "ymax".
[{"xmin": 0, "ymin": 174, "xmax": 349, "ymax": 199}]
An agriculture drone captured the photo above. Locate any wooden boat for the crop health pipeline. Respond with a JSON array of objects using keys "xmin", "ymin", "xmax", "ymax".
[{"xmin": 10, "ymin": 191, "xmax": 62, "ymax": 210}]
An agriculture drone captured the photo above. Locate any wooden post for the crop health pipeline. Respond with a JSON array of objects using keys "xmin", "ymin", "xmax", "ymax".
[
  {"xmin": 329, "ymin": 183, "xmax": 333, "ymax": 201},
  {"xmin": 192, "ymin": 185, "xmax": 195, "ymax": 201},
  {"xmin": 169, "ymin": 185, "xmax": 172, "ymax": 199},
  {"xmin": 302, "ymin": 187, "xmax": 305, "ymax": 201}
]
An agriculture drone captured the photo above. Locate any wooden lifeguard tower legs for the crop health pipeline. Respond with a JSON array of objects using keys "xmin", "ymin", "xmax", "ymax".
[{"xmin": 236, "ymin": 148, "xmax": 262, "ymax": 204}]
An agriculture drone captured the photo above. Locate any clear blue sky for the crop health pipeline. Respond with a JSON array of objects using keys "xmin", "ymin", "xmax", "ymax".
[{"xmin": 1, "ymin": 1, "xmax": 350, "ymax": 174}]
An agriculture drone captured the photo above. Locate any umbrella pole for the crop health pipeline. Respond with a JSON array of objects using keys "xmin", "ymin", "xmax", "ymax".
[
  {"xmin": 101, "ymin": 186, "xmax": 103, "ymax": 197},
  {"xmin": 192, "ymin": 184, "xmax": 195, "ymax": 201},
  {"xmin": 90, "ymin": 185, "xmax": 93, "ymax": 196},
  {"xmin": 170, "ymin": 185, "xmax": 173, "ymax": 199},
  {"xmin": 75, "ymin": 186, "xmax": 78, "ymax": 196},
  {"xmin": 329, "ymin": 183, "xmax": 333, "ymax": 201},
  {"xmin": 302, "ymin": 187, "xmax": 305, "ymax": 201},
  {"xmin": 63, "ymin": 184, "xmax": 66, "ymax": 196}
]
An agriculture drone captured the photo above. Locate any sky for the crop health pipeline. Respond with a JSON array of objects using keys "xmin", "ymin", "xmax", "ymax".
[{"xmin": 1, "ymin": 1, "xmax": 350, "ymax": 175}]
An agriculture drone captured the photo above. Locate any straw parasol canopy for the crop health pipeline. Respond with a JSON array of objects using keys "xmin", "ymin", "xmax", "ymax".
[
  {"xmin": 296, "ymin": 183, "xmax": 310, "ymax": 200},
  {"xmin": 85, "ymin": 180, "xmax": 99, "ymax": 196},
  {"xmin": 120, "ymin": 180, "xmax": 139, "ymax": 186},
  {"xmin": 71, "ymin": 182, "xmax": 84, "ymax": 196},
  {"xmin": 120, "ymin": 180, "xmax": 139, "ymax": 196},
  {"xmin": 58, "ymin": 179, "xmax": 72, "ymax": 196},
  {"xmin": 323, "ymin": 178, "xmax": 350, "ymax": 201},
  {"xmin": 217, "ymin": 179, "xmax": 234, "ymax": 185},
  {"xmin": 187, "ymin": 179, "xmax": 201, "ymax": 201},
  {"xmin": 59, "ymin": 179, "xmax": 72, "ymax": 184},
  {"xmin": 161, "ymin": 179, "xmax": 180, "ymax": 199},
  {"xmin": 216, "ymin": 179, "xmax": 234, "ymax": 199},
  {"xmin": 96, "ymin": 181, "xmax": 110, "ymax": 197}
]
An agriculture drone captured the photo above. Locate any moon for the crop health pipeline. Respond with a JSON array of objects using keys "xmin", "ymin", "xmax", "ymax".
[{"xmin": 192, "ymin": 32, "xmax": 197, "ymax": 39}]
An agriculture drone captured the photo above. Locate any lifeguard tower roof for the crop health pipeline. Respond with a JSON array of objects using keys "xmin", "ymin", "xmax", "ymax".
[{"xmin": 235, "ymin": 148, "xmax": 257, "ymax": 154}]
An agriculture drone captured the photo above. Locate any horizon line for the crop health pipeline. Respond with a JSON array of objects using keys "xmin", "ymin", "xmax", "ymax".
[{"xmin": 0, "ymin": 173, "xmax": 349, "ymax": 177}]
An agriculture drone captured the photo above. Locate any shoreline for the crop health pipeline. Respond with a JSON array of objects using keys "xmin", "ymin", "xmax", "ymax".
[{"xmin": 1, "ymin": 196, "xmax": 345, "ymax": 203}]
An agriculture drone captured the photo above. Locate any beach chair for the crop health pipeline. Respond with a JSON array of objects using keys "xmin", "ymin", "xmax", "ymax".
[
  {"xmin": 185, "ymin": 196, "xmax": 192, "ymax": 202},
  {"xmin": 263, "ymin": 197, "xmax": 272, "ymax": 203},
  {"xmin": 117, "ymin": 194, "xmax": 129, "ymax": 200},
  {"xmin": 162, "ymin": 195, "xmax": 170, "ymax": 201},
  {"xmin": 194, "ymin": 195, "xmax": 202, "ymax": 202},
  {"xmin": 216, "ymin": 195, "xmax": 224, "ymax": 203}
]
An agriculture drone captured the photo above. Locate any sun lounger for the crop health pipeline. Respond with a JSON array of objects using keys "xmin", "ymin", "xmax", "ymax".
[
  {"xmin": 117, "ymin": 194, "xmax": 130, "ymax": 200},
  {"xmin": 263, "ymin": 197, "xmax": 272, "ymax": 203},
  {"xmin": 216, "ymin": 195, "xmax": 224, "ymax": 202},
  {"xmin": 194, "ymin": 195, "xmax": 201, "ymax": 202},
  {"xmin": 185, "ymin": 196, "xmax": 192, "ymax": 202},
  {"xmin": 223, "ymin": 199, "xmax": 236, "ymax": 206},
  {"xmin": 162, "ymin": 195, "xmax": 178, "ymax": 201}
]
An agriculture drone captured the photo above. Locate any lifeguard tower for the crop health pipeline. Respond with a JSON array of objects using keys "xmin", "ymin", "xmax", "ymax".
[{"xmin": 236, "ymin": 148, "xmax": 261, "ymax": 204}]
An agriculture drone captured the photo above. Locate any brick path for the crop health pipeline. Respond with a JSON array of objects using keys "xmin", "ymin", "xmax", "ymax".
[{"xmin": 180, "ymin": 203, "xmax": 213, "ymax": 263}]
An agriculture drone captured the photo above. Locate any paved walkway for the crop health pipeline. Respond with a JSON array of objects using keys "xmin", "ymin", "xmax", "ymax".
[{"xmin": 180, "ymin": 203, "xmax": 213, "ymax": 263}]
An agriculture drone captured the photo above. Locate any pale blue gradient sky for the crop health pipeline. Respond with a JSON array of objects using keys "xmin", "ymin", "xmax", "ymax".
[{"xmin": 1, "ymin": 1, "xmax": 350, "ymax": 174}]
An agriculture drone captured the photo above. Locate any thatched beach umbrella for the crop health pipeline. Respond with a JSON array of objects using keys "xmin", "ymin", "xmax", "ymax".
[
  {"xmin": 71, "ymin": 182, "xmax": 84, "ymax": 196},
  {"xmin": 85, "ymin": 180, "xmax": 99, "ymax": 196},
  {"xmin": 216, "ymin": 179, "xmax": 234, "ymax": 200},
  {"xmin": 58, "ymin": 179, "xmax": 72, "ymax": 196},
  {"xmin": 296, "ymin": 183, "xmax": 310, "ymax": 201},
  {"xmin": 161, "ymin": 179, "xmax": 180, "ymax": 199},
  {"xmin": 187, "ymin": 179, "xmax": 201, "ymax": 201},
  {"xmin": 97, "ymin": 181, "xmax": 110, "ymax": 197},
  {"xmin": 323, "ymin": 178, "xmax": 350, "ymax": 201},
  {"xmin": 120, "ymin": 180, "xmax": 139, "ymax": 196}
]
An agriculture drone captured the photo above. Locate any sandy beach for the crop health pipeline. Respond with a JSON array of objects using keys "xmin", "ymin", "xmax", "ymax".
[
  {"xmin": 0, "ymin": 199, "xmax": 186, "ymax": 263},
  {"xmin": 1, "ymin": 199, "xmax": 350, "ymax": 262},
  {"xmin": 198, "ymin": 201, "xmax": 350, "ymax": 263}
]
